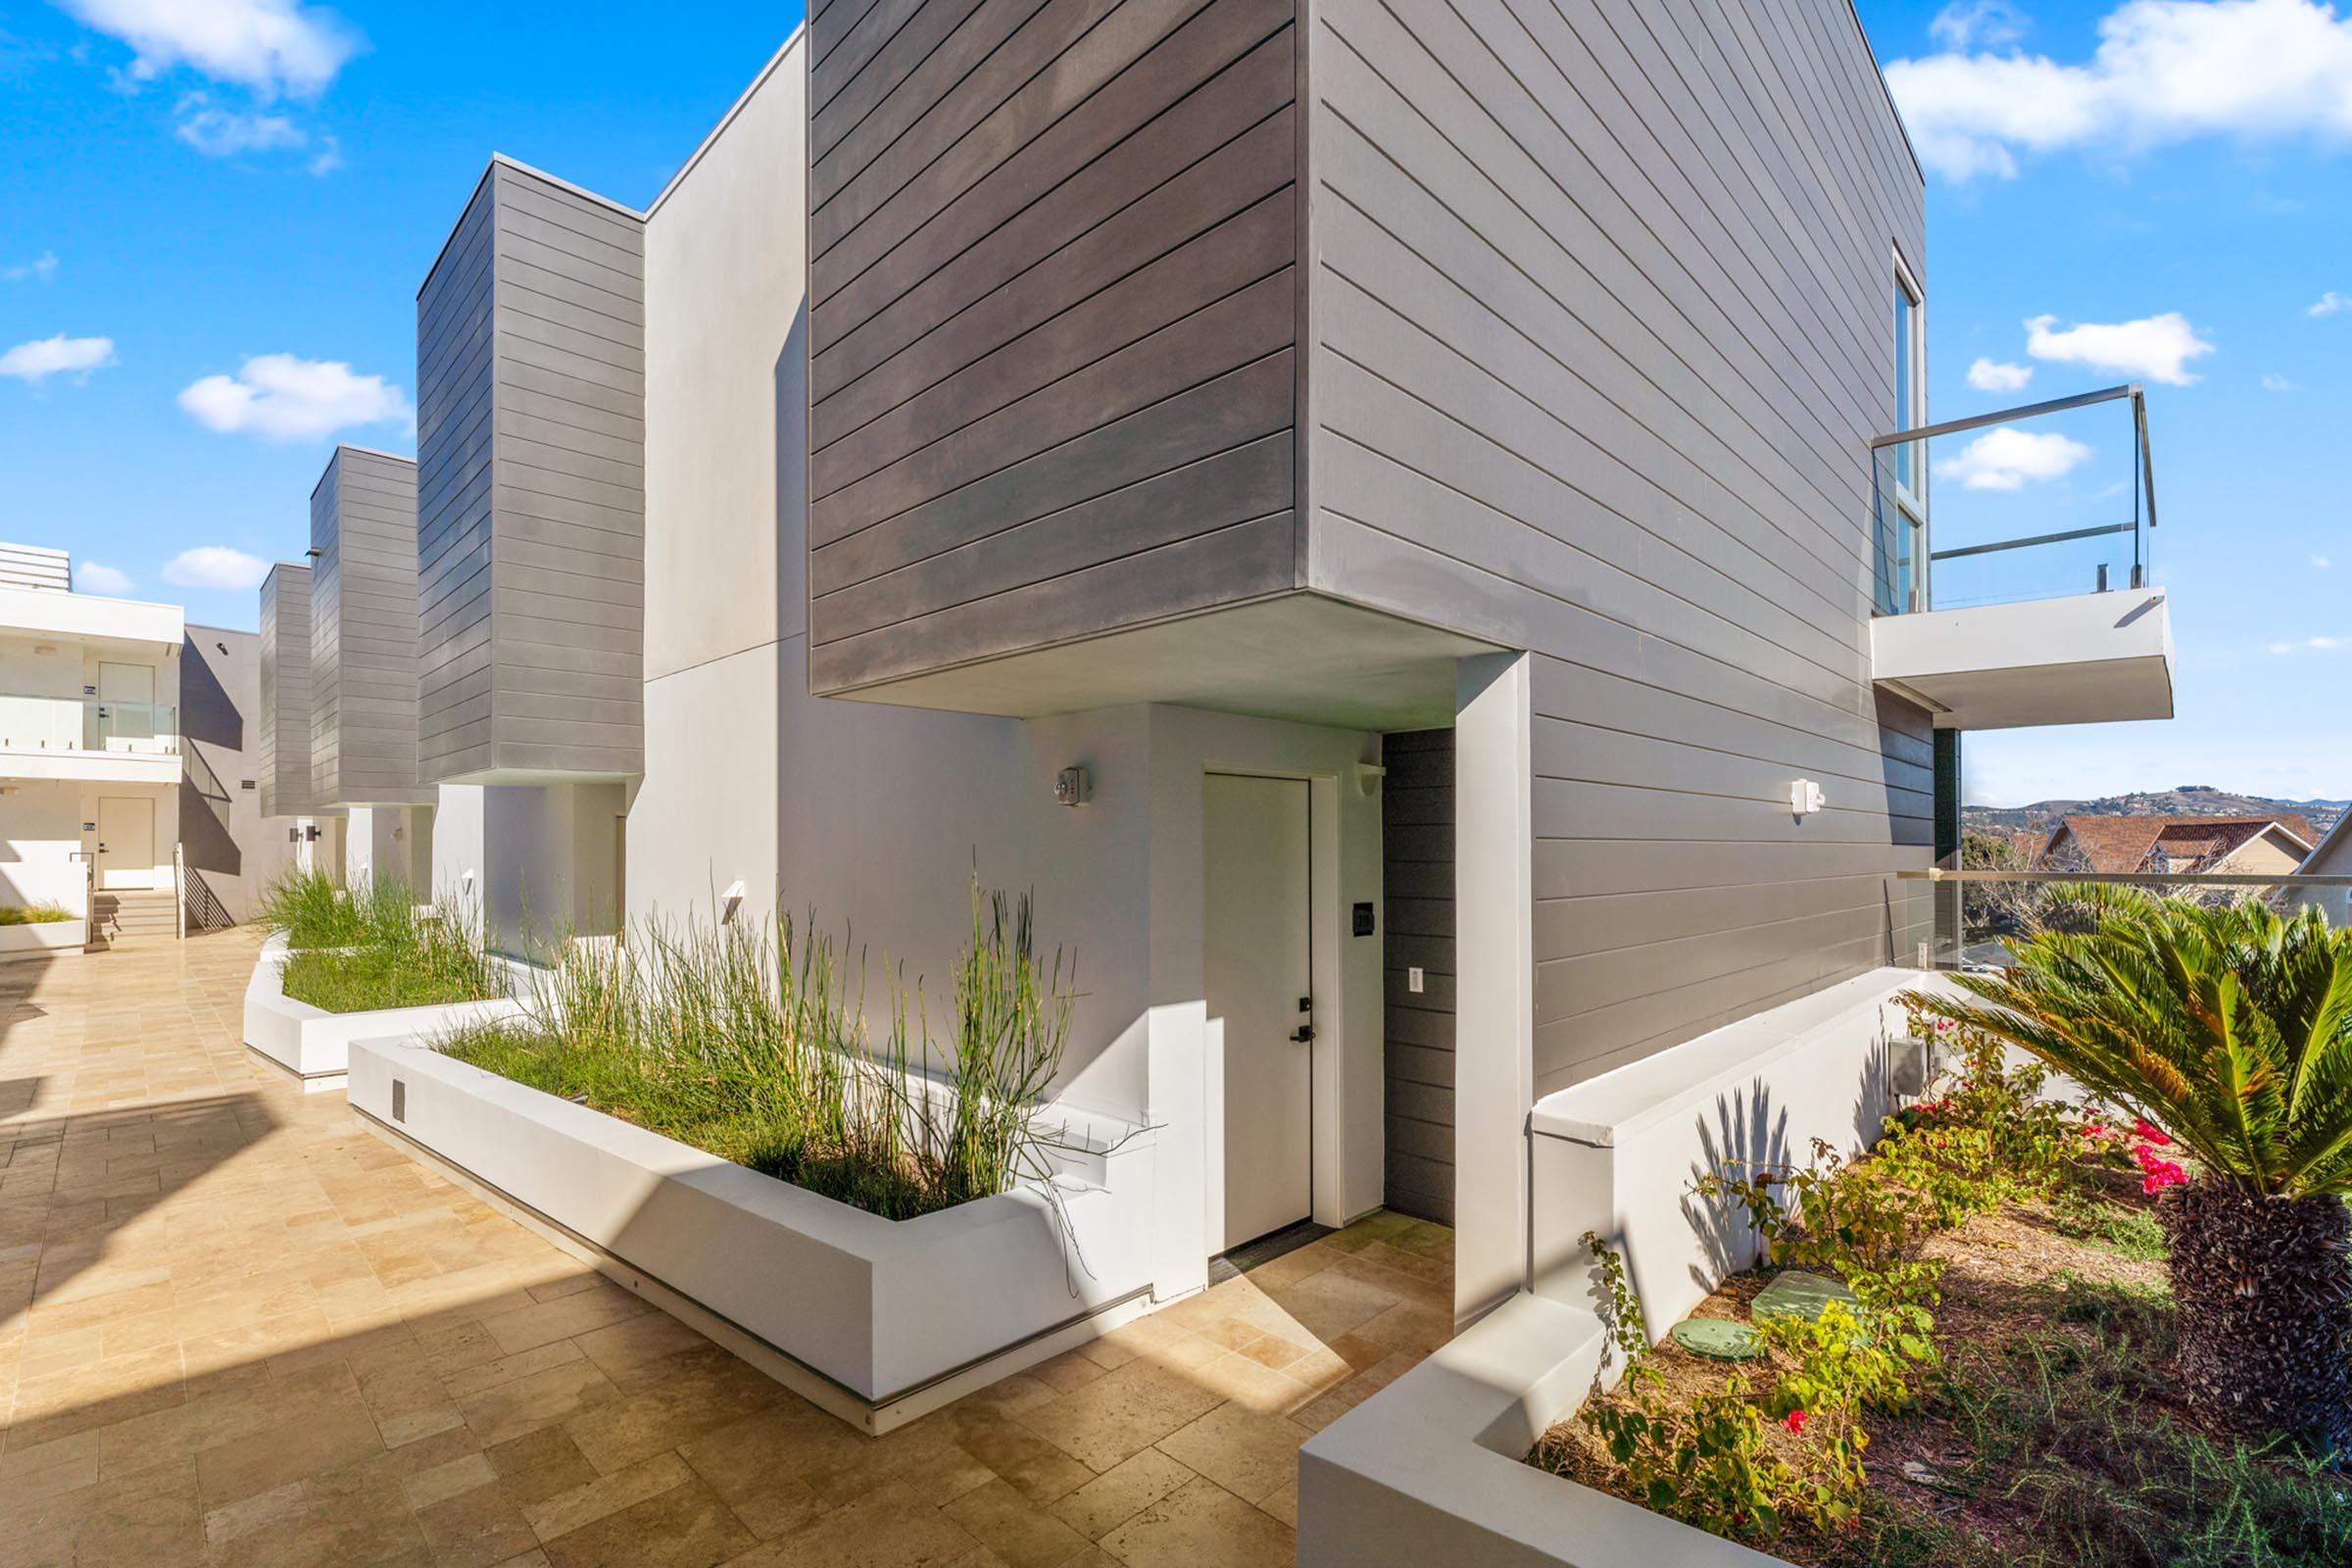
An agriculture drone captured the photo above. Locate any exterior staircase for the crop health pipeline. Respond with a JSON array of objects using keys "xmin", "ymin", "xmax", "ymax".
[{"xmin": 88, "ymin": 889, "xmax": 178, "ymax": 950}]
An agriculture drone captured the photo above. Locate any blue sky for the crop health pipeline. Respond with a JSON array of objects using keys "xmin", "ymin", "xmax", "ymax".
[{"xmin": 0, "ymin": 0, "xmax": 2345, "ymax": 808}]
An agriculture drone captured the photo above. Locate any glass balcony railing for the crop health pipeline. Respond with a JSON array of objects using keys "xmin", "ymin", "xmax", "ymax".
[
  {"xmin": 1902, "ymin": 864, "xmax": 2350, "ymax": 973},
  {"xmin": 0, "ymin": 694, "xmax": 179, "ymax": 756},
  {"xmin": 1871, "ymin": 384, "xmax": 2157, "ymax": 615}
]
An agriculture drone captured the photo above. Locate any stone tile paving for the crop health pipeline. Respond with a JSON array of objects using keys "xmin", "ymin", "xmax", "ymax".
[{"xmin": 0, "ymin": 928, "xmax": 1454, "ymax": 1567}]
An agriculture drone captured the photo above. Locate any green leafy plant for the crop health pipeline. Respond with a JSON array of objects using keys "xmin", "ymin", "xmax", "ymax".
[
  {"xmin": 1904, "ymin": 888, "xmax": 2352, "ymax": 1451},
  {"xmin": 0, "ymin": 902, "xmax": 74, "ymax": 925}
]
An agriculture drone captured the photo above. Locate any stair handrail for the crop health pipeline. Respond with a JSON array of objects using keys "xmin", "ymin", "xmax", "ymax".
[
  {"xmin": 173, "ymin": 843, "xmax": 186, "ymax": 941},
  {"xmin": 70, "ymin": 850, "xmax": 94, "ymax": 950}
]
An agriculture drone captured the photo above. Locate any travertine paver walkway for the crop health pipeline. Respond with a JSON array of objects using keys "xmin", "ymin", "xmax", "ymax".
[{"xmin": 0, "ymin": 928, "xmax": 1454, "ymax": 1567}]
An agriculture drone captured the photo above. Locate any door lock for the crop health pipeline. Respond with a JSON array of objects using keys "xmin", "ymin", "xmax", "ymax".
[{"xmin": 1290, "ymin": 1024, "xmax": 1315, "ymax": 1043}]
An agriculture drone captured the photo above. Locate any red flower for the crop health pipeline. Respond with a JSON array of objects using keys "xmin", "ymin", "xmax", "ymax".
[
  {"xmin": 1784, "ymin": 1408, "xmax": 1808, "ymax": 1435},
  {"xmin": 2140, "ymin": 1159, "xmax": 2187, "ymax": 1194},
  {"xmin": 2132, "ymin": 1118, "xmax": 2172, "ymax": 1148}
]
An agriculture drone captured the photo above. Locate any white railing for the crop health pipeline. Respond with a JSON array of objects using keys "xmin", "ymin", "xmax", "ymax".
[{"xmin": 173, "ymin": 843, "xmax": 187, "ymax": 941}]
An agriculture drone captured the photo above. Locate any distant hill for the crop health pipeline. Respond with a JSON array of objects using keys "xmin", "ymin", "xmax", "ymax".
[{"xmin": 1965, "ymin": 786, "xmax": 2348, "ymax": 843}]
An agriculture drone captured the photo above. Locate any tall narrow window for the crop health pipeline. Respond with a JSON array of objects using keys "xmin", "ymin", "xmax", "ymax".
[{"xmin": 1883, "ymin": 256, "xmax": 1929, "ymax": 612}]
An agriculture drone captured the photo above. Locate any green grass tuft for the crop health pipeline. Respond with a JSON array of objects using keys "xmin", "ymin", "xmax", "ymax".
[
  {"xmin": 261, "ymin": 868, "xmax": 501, "ymax": 1014},
  {"xmin": 439, "ymin": 885, "xmax": 1073, "ymax": 1222},
  {"xmin": 0, "ymin": 903, "xmax": 74, "ymax": 925}
]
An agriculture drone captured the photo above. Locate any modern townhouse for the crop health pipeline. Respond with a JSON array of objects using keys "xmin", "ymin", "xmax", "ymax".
[
  {"xmin": 243, "ymin": 0, "xmax": 2177, "ymax": 1551},
  {"xmin": 0, "ymin": 541, "xmax": 288, "ymax": 955}
]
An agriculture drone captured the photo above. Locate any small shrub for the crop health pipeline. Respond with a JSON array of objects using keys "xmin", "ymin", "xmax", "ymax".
[{"xmin": 0, "ymin": 902, "xmax": 73, "ymax": 925}]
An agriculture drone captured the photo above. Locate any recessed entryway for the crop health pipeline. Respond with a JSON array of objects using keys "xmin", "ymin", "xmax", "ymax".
[
  {"xmin": 1203, "ymin": 771, "xmax": 1314, "ymax": 1252},
  {"xmin": 96, "ymin": 796, "xmax": 154, "ymax": 890}
]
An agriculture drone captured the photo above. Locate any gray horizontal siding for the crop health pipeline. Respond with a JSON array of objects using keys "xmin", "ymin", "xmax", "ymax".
[
  {"xmin": 417, "ymin": 159, "xmax": 646, "ymax": 782},
  {"xmin": 310, "ymin": 448, "xmax": 429, "ymax": 808},
  {"xmin": 1383, "ymin": 728, "xmax": 1453, "ymax": 1225},
  {"xmin": 807, "ymin": 0, "xmax": 1302, "ymax": 695},
  {"xmin": 1305, "ymin": 0, "xmax": 1933, "ymax": 1091},
  {"xmin": 257, "ymin": 564, "xmax": 313, "ymax": 818}
]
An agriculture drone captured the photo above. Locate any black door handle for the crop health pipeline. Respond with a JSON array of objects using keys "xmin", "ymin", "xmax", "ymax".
[{"xmin": 1290, "ymin": 1025, "xmax": 1315, "ymax": 1043}]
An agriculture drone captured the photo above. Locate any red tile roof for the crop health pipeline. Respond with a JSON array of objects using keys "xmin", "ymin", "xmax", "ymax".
[{"xmin": 2045, "ymin": 814, "xmax": 2318, "ymax": 873}]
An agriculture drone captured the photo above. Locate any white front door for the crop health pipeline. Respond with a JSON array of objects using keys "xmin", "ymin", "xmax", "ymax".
[
  {"xmin": 1204, "ymin": 773, "xmax": 1314, "ymax": 1250},
  {"xmin": 97, "ymin": 662, "xmax": 156, "ymax": 752},
  {"xmin": 97, "ymin": 797, "xmax": 155, "ymax": 890}
]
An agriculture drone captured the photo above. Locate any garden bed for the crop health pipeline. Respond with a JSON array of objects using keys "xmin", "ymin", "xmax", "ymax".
[
  {"xmin": 347, "ymin": 1034, "xmax": 1159, "ymax": 1432},
  {"xmin": 0, "ymin": 918, "xmax": 83, "ymax": 962},
  {"xmin": 1531, "ymin": 1125, "xmax": 2352, "ymax": 1567},
  {"xmin": 243, "ymin": 933, "xmax": 530, "ymax": 1091}
]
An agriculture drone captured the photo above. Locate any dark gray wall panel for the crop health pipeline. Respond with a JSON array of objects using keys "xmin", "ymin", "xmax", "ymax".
[
  {"xmin": 310, "ymin": 446, "xmax": 429, "ymax": 807},
  {"xmin": 1306, "ymin": 0, "xmax": 1933, "ymax": 1088},
  {"xmin": 257, "ymin": 563, "xmax": 313, "ymax": 818},
  {"xmin": 416, "ymin": 158, "xmax": 646, "ymax": 782},
  {"xmin": 808, "ymin": 0, "xmax": 1300, "ymax": 694},
  {"xmin": 1383, "ymin": 729, "xmax": 1453, "ymax": 1224}
]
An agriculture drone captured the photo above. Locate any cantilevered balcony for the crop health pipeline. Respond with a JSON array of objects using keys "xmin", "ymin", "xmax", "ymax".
[{"xmin": 1867, "ymin": 384, "xmax": 2175, "ymax": 730}]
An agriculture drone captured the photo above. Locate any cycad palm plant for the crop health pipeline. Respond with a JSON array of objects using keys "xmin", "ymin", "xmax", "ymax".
[{"xmin": 1905, "ymin": 886, "xmax": 2352, "ymax": 1454}]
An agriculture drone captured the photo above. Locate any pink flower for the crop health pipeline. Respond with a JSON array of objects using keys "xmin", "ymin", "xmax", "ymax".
[
  {"xmin": 2082, "ymin": 1120, "xmax": 2106, "ymax": 1140},
  {"xmin": 2141, "ymin": 1162, "xmax": 2186, "ymax": 1194},
  {"xmin": 2132, "ymin": 1118, "xmax": 2172, "ymax": 1148},
  {"xmin": 1784, "ymin": 1408, "xmax": 1808, "ymax": 1435}
]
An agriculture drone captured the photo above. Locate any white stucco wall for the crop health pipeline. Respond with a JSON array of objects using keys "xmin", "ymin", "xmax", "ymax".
[{"xmin": 0, "ymin": 779, "xmax": 90, "ymax": 913}]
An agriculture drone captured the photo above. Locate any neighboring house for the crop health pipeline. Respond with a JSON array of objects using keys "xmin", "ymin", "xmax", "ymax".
[
  {"xmin": 2288, "ymin": 814, "xmax": 2352, "ymax": 927},
  {"xmin": 2041, "ymin": 813, "xmax": 2316, "ymax": 878},
  {"xmin": 249, "ymin": 0, "xmax": 2180, "ymax": 1493},
  {"xmin": 0, "ymin": 542, "xmax": 289, "ymax": 953}
]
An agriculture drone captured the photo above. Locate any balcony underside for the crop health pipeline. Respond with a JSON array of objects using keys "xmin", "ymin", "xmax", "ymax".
[
  {"xmin": 1870, "ymin": 591, "xmax": 2174, "ymax": 731},
  {"xmin": 821, "ymin": 593, "xmax": 1502, "ymax": 732}
]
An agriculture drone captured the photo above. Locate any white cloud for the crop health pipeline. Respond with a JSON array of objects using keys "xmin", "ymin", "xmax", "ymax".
[
  {"xmin": 1966, "ymin": 356, "xmax": 2034, "ymax": 391},
  {"xmin": 176, "ymin": 353, "xmax": 410, "ymax": 441},
  {"xmin": 1886, "ymin": 0, "xmax": 2352, "ymax": 181},
  {"xmin": 3, "ymin": 251, "xmax": 59, "ymax": 282},
  {"xmin": 1934, "ymin": 426, "xmax": 2095, "ymax": 490},
  {"xmin": 1932, "ymin": 0, "xmax": 2030, "ymax": 49},
  {"xmin": 2313, "ymin": 290, "xmax": 2350, "ymax": 316},
  {"xmin": 160, "ymin": 545, "xmax": 269, "ymax": 590},
  {"xmin": 2024, "ymin": 311, "xmax": 2213, "ymax": 384},
  {"xmin": 74, "ymin": 561, "xmax": 133, "ymax": 595},
  {"xmin": 304, "ymin": 132, "xmax": 340, "ymax": 174},
  {"xmin": 2263, "ymin": 371, "xmax": 2293, "ymax": 390},
  {"xmin": 0, "ymin": 333, "xmax": 117, "ymax": 384},
  {"xmin": 172, "ymin": 93, "xmax": 301, "ymax": 154},
  {"xmin": 2316, "ymin": 555, "xmax": 2335, "ymax": 567},
  {"xmin": 2269, "ymin": 634, "xmax": 2343, "ymax": 654},
  {"xmin": 54, "ymin": 0, "xmax": 363, "ymax": 99}
]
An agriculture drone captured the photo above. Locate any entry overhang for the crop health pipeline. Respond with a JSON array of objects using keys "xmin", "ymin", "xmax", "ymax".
[{"xmin": 1870, "ymin": 590, "xmax": 2174, "ymax": 731}]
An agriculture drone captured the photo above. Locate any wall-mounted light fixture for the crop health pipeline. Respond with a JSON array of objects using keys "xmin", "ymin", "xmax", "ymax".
[
  {"xmin": 1054, "ymin": 766, "xmax": 1090, "ymax": 807},
  {"xmin": 720, "ymin": 879, "xmax": 746, "ymax": 925},
  {"xmin": 1788, "ymin": 779, "xmax": 1827, "ymax": 817},
  {"xmin": 1355, "ymin": 761, "xmax": 1388, "ymax": 799},
  {"xmin": 462, "ymin": 869, "xmax": 477, "ymax": 896}
]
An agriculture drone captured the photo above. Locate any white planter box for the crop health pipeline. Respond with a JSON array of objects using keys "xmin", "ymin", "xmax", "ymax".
[
  {"xmin": 241, "ymin": 934, "xmax": 530, "ymax": 1092},
  {"xmin": 1298, "ymin": 1292, "xmax": 1791, "ymax": 1567},
  {"xmin": 346, "ymin": 1035, "xmax": 1161, "ymax": 1432},
  {"xmin": 0, "ymin": 920, "xmax": 84, "ymax": 962}
]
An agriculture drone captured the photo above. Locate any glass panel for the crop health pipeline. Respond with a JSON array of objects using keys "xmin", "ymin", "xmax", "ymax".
[
  {"xmin": 0, "ymin": 695, "xmax": 180, "ymax": 755},
  {"xmin": 1893, "ymin": 283, "xmax": 1916, "ymax": 491}
]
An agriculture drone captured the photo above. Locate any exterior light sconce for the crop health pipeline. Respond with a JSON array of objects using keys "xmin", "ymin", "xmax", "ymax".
[
  {"xmin": 1355, "ymin": 762, "xmax": 1387, "ymax": 798},
  {"xmin": 720, "ymin": 880, "xmax": 746, "ymax": 925},
  {"xmin": 1788, "ymin": 779, "xmax": 1827, "ymax": 817},
  {"xmin": 462, "ymin": 869, "xmax": 476, "ymax": 896},
  {"xmin": 1054, "ymin": 766, "xmax": 1090, "ymax": 807}
]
